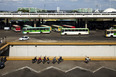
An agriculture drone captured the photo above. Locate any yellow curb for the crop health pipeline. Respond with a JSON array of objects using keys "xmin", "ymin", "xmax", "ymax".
[
  {"xmin": 4, "ymin": 56, "xmax": 116, "ymax": 61},
  {"xmin": 7, "ymin": 42, "xmax": 116, "ymax": 45}
]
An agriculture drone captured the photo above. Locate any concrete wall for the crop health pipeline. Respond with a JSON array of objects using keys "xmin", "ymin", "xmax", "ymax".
[{"xmin": 9, "ymin": 45, "xmax": 116, "ymax": 56}]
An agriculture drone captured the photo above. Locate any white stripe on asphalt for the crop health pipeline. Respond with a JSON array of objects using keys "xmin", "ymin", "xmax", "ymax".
[
  {"xmin": 65, "ymin": 66, "xmax": 92, "ymax": 73},
  {"xmin": 93, "ymin": 66, "xmax": 116, "ymax": 73},
  {"xmin": 2, "ymin": 66, "xmax": 116, "ymax": 76}
]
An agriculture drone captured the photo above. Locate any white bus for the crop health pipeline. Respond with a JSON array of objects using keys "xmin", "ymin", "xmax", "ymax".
[
  {"xmin": 41, "ymin": 25, "xmax": 52, "ymax": 31},
  {"xmin": 61, "ymin": 28, "xmax": 89, "ymax": 35},
  {"xmin": 51, "ymin": 25, "xmax": 62, "ymax": 32},
  {"xmin": 106, "ymin": 27, "xmax": 116, "ymax": 37},
  {"xmin": 12, "ymin": 25, "xmax": 21, "ymax": 31}
]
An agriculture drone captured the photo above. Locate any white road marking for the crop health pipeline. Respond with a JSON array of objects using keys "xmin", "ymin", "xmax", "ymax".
[
  {"xmin": 93, "ymin": 66, "xmax": 116, "ymax": 73},
  {"xmin": 2, "ymin": 66, "xmax": 116, "ymax": 76},
  {"xmin": 65, "ymin": 66, "xmax": 92, "ymax": 73}
]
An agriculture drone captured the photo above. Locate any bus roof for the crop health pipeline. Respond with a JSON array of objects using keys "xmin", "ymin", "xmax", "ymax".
[
  {"xmin": 23, "ymin": 27, "xmax": 50, "ymax": 29},
  {"xmin": 62, "ymin": 25, "xmax": 75, "ymax": 27},
  {"xmin": 106, "ymin": 30, "xmax": 116, "ymax": 31},
  {"xmin": 24, "ymin": 25, "xmax": 32, "ymax": 28},
  {"xmin": 52, "ymin": 25, "xmax": 62, "ymax": 27},
  {"xmin": 41, "ymin": 25, "xmax": 51, "ymax": 27},
  {"xmin": 62, "ymin": 28, "xmax": 89, "ymax": 30},
  {"xmin": 13, "ymin": 25, "xmax": 20, "ymax": 27}
]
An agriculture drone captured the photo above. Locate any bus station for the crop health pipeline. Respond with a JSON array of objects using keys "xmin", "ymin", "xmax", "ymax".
[{"xmin": 0, "ymin": 9, "xmax": 116, "ymax": 77}]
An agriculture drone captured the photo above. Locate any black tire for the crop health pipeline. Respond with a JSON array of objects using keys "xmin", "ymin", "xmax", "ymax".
[
  {"xmin": 78, "ymin": 33, "xmax": 81, "ymax": 35},
  {"xmin": 47, "ymin": 61, "xmax": 50, "ymax": 64},
  {"xmin": 65, "ymin": 33, "xmax": 67, "ymax": 35},
  {"xmin": 37, "ymin": 60, "xmax": 42, "ymax": 64},
  {"xmin": 32, "ymin": 59, "xmax": 36, "ymax": 63},
  {"xmin": 57, "ymin": 61, "xmax": 60, "ymax": 64},
  {"xmin": 111, "ymin": 35, "xmax": 113, "ymax": 38}
]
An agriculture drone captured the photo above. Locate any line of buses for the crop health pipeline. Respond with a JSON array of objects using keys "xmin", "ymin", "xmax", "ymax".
[
  {"xmin": 22, "ymin": 25, "xmax": 89, "ymax": 35},
  {"xmin": 10, "ymin": 24, "xmax": 90, "ymax": 35},
  {"xmin": 11, "ymin": 24, "xmax": 89, "ymax": 35},
  {"xmin": 6, "ymin": 24, "xmax": 116, "ymax": 37}
]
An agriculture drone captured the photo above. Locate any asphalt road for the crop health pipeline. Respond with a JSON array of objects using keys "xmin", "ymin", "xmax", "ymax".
[
  {"xmin": 0, "ymin": 61, "xmax": 116, "ymax": 77},
  {"xmin": 0, "ymin": 30, "xmax": 116, "ymax": 43}
]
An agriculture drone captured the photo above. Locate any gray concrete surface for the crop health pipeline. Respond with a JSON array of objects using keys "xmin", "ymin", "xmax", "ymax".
[{"xmin": 0, "ymin": 61, "xmax": 116, "ymax": 77}]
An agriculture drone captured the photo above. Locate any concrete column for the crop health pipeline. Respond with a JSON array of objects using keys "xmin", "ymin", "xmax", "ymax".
[
  {"xmin": 41, "ymin": 19, "xmax": 44, "ymax": 24},
  {"xmin": 78, "ymin": 19, "xmax": 80, "ymax": 27},
  {"xmin": 85, "ymin": 19, "xmax": 88, "ymax": 28},
  {"xmin": 4, "ymin": 18, "xmax": 10, "ymax": 26},
  {"xmin": 4, "ymin": 18, "xmax": 8, "ymax": 26},
  {"xmin": 113, "ymin": 18, "xmax": 115, "ymax": 21},
  {"xmin": 38, "ymin": 19, "xmax": 41, "ymax": 26},
  {"xmin": 34, "ymin": 19, "xmax": 36, "ymax": 27}
]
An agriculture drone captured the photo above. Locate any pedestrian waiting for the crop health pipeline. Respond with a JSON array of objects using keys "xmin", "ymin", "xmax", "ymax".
[{"xmin": 84, "ymin": 57, "xmax": 91, "ymax": 64}]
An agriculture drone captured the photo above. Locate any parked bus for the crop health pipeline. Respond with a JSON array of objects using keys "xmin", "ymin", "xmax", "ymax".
[
  {"xmin": 12, "ymin": 25, "xmax": 21, "ymax": 31},
  {"xmin": 41, "ymin": 25, "xmax": 52, "ymax": 31},
  {"xmin": 106, "ymin": 27, "xmax": 116, "ymax": 37},
  {"xmin": 22, "ymin": 27, "xmax": 50, "ymax": 34},
  {"xmin": 51, "ymin": 25, "xmax": 62, "ymax": 32},
  {"xmin": 61, "ymin": 28, "xmax": 89, "ymax": 35},
  {"xmin": 62, "ymin": 25, "xmax": 75, "ymax": 28}
]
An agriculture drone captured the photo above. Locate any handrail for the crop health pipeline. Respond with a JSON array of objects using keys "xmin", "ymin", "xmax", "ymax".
[
  {"xmin": 7, "ymin": 42, "xmax": 116, "ymax": 45},
  {"xmin": 0, "ymin": 13, "xmax": 116, "ymax": 15},
  {"xmin": 0, "ymin": 43, "xmax": 9, "ymax": 51}
]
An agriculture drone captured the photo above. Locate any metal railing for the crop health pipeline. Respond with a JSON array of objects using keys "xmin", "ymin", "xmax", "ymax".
[{"xmin": 0, "ymin": 13, "xmax": 116, "ymax": 15}]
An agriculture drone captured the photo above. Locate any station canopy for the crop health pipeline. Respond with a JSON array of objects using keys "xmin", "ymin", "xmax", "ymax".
[{"xmin": 103, "ymin": 8, "xmax": 116, "ymax": 12}]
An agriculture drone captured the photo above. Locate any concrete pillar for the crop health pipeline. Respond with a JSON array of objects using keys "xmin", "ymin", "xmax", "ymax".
[
  {"xmin": 41, "ymin": 19, "xmax": 44, "ymax": 24},
  {"xmin": 113, "ymin": 18, "xmax": 115, "ymax": 21},
  {"xmin": 85, "ymin": 19, "xmax": 88, "ymax": 28},
  {"xmin": 34, "ymin": 19, "xmax": 36, "ymax": 27},
  {"xmin": 4, "ymin": 18, "xmax": 10, "ymax": 26},
  {"xmin": 76, "ymin": 19, "xmax": 78, "ymax": 28},
  {"xmin": 78, "ymin": 19, "xmax": 80, "ymax": 27},
  {"xmin": 4, "ymin": 18, "xmax": 7, "ymax": 25},
  {"xmin": 38, "ymin": 19, "xmax": 41, "ymax": 26}
]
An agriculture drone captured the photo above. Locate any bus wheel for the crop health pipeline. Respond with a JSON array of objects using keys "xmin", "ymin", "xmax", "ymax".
[
  {"xmin": 78, "ymin": 33, "xmax": 81, "ymax": 35},
  {"xmin": 65, "ymin": 33, "xmax": 67, "ymax": 35},
  {"xmin": 111, "ymin": 35, "xmax": 113, "ymax": 38},
  {"xmin": 40, "ymin": 32, "xmax": 42, "ymax": 34}
]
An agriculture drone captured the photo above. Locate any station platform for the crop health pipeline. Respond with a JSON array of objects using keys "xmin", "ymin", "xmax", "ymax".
[
  {"xmin": 1, "ymin": 41, "xmax": 116, "ymax": 51},
  {"xmin": 1, "ymin": 42, "xmax": 116, "ymax": 61}
]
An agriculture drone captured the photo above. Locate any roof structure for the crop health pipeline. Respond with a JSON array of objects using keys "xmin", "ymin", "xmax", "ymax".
[{"xmin": 103, "ymin": 8, "xmax": 116, "ymax": 12}]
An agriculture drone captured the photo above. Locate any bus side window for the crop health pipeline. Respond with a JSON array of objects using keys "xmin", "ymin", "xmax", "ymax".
[
  {"xmin": 76, "ymin": 29, "xmax": 78, "ymax": 31},
  {"xmin": 111, "ymin": 31, "xmax": 113, "ymax": 33},
  {"xmin": 34, "ymin": 28, "xmax": 36, "ymax": 30},
  {"xmin": 107, "ymin": 31, "xmax": 110, "ymax": 34},
  {"xmin": 65, "ymin": 30, "xmax": 68, "ymax": 32},
  {"xmin": 72, "ymin": 29, "xmax": 75, "ymax": 31},
  {"xmin": 114, "ymin": 31, "xmax": 116, "ymax": 33},
  {"xmin": 85, "ymin": 29, "xmax": 88, "ymax": 31},
  {"xmin": 79, "ymin": 29, "xmax": 82, "ymax": 31}
]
